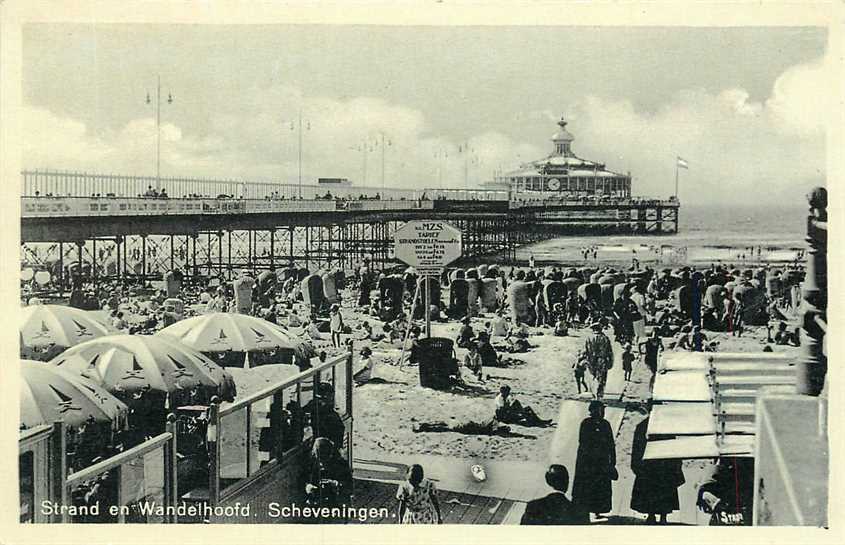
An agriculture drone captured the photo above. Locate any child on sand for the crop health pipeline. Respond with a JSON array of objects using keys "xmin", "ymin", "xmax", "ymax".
[
  {"xmin": 622, "ymin": 343, "xmax": 635, "ymax": 382},
  {"xmin": 462, "ymin": 342, "xmax": 483, "ymax": 382},
  {"xmin": 573, "ymin": 353, "xmax": 589, "ymax": 394}
]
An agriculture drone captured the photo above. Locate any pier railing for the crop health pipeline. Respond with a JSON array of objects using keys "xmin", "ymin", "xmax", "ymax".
[{"xmin": 21, "ymin": 169, "xmax": 508, "ymax": 202}]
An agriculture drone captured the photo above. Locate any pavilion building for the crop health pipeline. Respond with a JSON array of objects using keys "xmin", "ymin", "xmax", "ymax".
[{"xmin": 492, "ymin": 117, "xmax": 631, "ymax": 198}]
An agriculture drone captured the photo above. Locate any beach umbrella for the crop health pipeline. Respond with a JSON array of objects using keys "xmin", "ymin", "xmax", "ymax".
[
  {"xmin": 20, "ymin": 359, "xmax": 129, "ymax": 432},
  {"xmin": 157, "ymin": 312, "xmax": 316, "ymax": 366},
  {"xmin": 51, "ymin": 334, "xmax": 237, "ymax": 404},
  {"xmin": 20, "ymin": 304, "xmax": 116, "ymax": 359}
]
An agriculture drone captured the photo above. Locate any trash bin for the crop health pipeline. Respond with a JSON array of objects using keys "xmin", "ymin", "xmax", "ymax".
[{"xmin": 417, "ymin": 337, "xmax": 457, "ymax": 390}]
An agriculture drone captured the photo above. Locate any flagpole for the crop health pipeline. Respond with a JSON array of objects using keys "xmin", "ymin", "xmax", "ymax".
[{"xmin": 674, "ymin": 158, "xmax": 679, "ymax": 199}]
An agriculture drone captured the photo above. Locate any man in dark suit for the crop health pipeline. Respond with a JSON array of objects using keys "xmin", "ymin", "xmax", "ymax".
[{"xmin": 521, "ymin": 464, "xmax": 588, "ymax": 525}]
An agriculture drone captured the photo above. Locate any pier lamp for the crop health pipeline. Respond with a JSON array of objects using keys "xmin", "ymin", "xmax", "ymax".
[
  {"xmin": 284, "ymin": 112, "xmax": 311, "ymax": 199},
  {"xmin": 145, "ymin": 75, "xmax": 174, "ymax": 191}
]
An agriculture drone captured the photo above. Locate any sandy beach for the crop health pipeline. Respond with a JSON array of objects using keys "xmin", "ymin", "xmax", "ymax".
[{"xmin": 225, "ymin": 282, "xmax": 801, "ymax": 469}]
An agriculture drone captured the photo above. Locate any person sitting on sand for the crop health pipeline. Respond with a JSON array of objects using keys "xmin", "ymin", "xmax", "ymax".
[
  {"xmin": 111, "ymin": 311, "xmax": 128, "ymax": 331},
  {"xmin": 462, "ymin": 342, "xmax": 483, "ymax": 382},
  {"xmin": 769, "ymin": 321, "xmax": 799, "ymax": 346},
  {"xmin": 206, "ymin": 287, "xmax": 227, "ymax": 313},
  {"xmin": 304, "ymin": 320, "xmax": 322, "ymax": 340},
  {"xmin": 503, "ymin": 322, "xmax": 531, "ymax": 353},
  {"xmin": 359, "ymin": 321, "xmax": 386, "ymax": 342},
  {"xmin": 495, "ymin": 385, "xmax": 552, "ymax": 427},
  {"xmin": 353, "ymin": 346, "xmax": 377, "ymax": 385},
  {"xmin": 389, "ymin": 313, "xmax": 409, "ymax": 343},
  {"xmin": 287, "ymin": 309, "xmax": 302, "ymax": 328},
  {"xmin": 456, "ymin": 317, "xmax": 475, "ymax": 348},
  {"xmin": 491, "ymin": 312, "xmax": 509, "ymax": 337},
  {"xmin": 477, "ymin": 332, "xmax": 501, "ymax": 367},
  {"xmin": 554, "ymin": 316, "xmax": 569, "ymax": 337}
]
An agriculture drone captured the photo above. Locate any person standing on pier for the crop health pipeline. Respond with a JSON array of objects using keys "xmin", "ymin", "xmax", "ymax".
[{"xmin": 582, "ymin": 321, "xmax": 613, "ymax": 399}]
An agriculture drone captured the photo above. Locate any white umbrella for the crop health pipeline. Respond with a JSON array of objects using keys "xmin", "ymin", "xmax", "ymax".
[
  {"xmin": 20, "ymin": 360, "xmax": 128, "ymax": 431},
  {"xmin": 157, "ymin": 312, "xmax": 316, "ymax": 365},
  {"xmin": 51, "ymin": 334, "xmax": 237, "ymax": 403},
  {"xmin": 20, "ymin": 304, "xmax": 115, "ymax": 351}
]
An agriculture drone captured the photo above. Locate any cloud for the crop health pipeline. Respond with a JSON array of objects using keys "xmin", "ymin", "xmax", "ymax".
[
  {"xmin": 22, "ymin": 57, "xmax": 827, "ymax": 205},
  {"xmin": 563, "ymin": 57, "xmax": 827, "ymax": 205}
]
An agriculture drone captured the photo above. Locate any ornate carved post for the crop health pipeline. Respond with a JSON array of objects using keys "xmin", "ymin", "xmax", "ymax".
[{"xmin": 796, "ymin": 187, "xmax": 827, "ymax": 396}]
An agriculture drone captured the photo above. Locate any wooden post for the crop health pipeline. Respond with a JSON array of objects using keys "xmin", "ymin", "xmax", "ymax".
[
  {"xmin": 796, "ymin": 187, "xmax": 827, "ymax": 396},
  {"xmin": 206, "ymin": 397, "xmax": 220, "ymax": 507},
  {"xmin": 425, "ymin": 275, "xmax": 432, "ymax": 338},
  {"xmin": 346, "ymin": 342, "xmax": 354, "ymax": 479},
  {"xmin": 50, "ymin": 421, "xmax": 68, "ymax": 523},
  {"xmin": 164, "ymin": 414, "xmax": 178, "ymax": 522}
]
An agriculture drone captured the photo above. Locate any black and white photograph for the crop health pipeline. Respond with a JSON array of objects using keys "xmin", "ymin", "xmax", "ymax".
[{"xmin": 2, "ymin": 1, "xmax": 839, "ymax": 541}]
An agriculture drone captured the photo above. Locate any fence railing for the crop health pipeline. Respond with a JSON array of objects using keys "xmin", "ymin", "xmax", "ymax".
[
  {"xmin": 19, "ymin": 423, "xmax": 66, "ymax": 523},
  {"xmin": 206, "ymin": 348, "xmax": 354, "ymax": 507},
  {"xmin": 64, "ymin": 421, "xmax": 178, "ymax": 523}
]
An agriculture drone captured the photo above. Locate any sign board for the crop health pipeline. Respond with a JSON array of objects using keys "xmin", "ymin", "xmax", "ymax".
[{"xmin": 394, "ymin": 220, "xmax": 462, "ymax": 276}]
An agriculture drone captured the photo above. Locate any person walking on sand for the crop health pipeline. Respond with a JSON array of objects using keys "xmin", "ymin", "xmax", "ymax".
[
  {"xmin": 572, "ymin": 401, "xmax": 617, "ymax": 521},
  {"xmin": 396, "ymin": 464, "xmax": 442, "ymax": 524},
  {"xmin": 573, "ymin": 352, "xmax": 589, "ymax": 395},
  {"xmin": 638, "ymin": 329, "xmax": 664, "ymax": 389},
  {"xmin": 630, "ymin": 409, "xmax": 685, "ymax": 524},
  {"xmin": 582, "ymin": 321, "xmax": 614, "ymax": 399}
]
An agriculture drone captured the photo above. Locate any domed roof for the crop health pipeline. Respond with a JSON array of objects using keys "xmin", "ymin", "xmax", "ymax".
[{"xmin": 552, "ymin": 117, "xmax": 574, "ymax": 142}]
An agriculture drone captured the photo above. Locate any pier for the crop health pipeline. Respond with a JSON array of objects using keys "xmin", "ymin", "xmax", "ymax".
[{"xmin": 20, "ymin": 170, "xmax": 679, "ymax": 286}]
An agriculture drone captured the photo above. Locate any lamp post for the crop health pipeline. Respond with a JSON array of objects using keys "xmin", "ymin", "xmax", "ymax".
[
  {"xmin": 458, "ymin": 142, "xmax": 480, "ymax": 190},
  {"xmin": 374, "ymin": 132, "xmax": 392, "ymax": 190},
  {"xmin": 434, "ymin": 148, "xmax": 448, "ymax": 189},
  {"xmin": 146, "ymin": 75, "xmax": 173, "ymax": 191},
  {"xmin": 285, "ymin": 112, "xmax": 310, "ymax": 199}
]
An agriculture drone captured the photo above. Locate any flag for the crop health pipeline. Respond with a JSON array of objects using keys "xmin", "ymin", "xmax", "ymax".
[{"xmin": 677, "ymin": 157, "xmax": 689, "ymax": 169}]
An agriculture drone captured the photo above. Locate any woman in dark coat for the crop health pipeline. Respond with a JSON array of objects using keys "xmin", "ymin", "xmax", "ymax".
[
  {"xmin": 630, "ymin": 416, "xmax": 685, "ymax": 524},
  {"xmin": 572, "ymin": 401, "xmax": 617, "ymax": 518}
]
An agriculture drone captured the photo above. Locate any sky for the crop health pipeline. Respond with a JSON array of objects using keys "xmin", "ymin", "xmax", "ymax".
[{"xmin": 21, "ymin": 24, "xmax": 829, "ymax": 205}]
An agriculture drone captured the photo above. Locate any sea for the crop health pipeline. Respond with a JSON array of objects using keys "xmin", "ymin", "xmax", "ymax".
[{"xmin": 516, "ymin": 204, "xmax": 808, "ymax": 266}]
